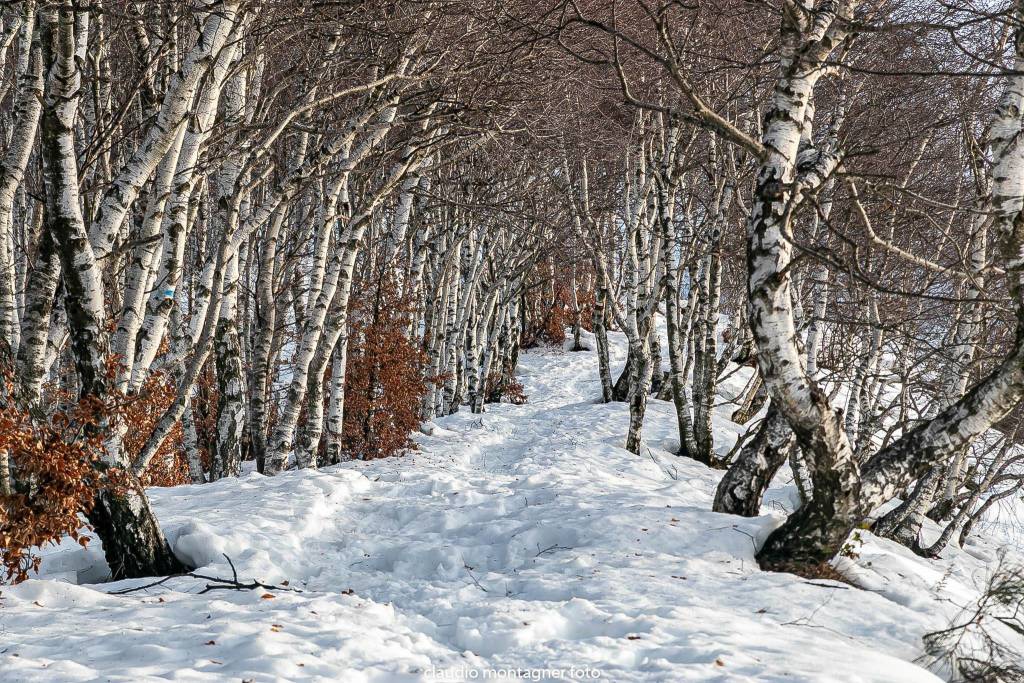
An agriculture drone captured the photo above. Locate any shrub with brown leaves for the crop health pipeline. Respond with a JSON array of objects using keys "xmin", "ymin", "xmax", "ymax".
[
  {"xmin": 342, "ymin": 277, "xmax": 432, "ymax": 461},
  {"xmin": 117, "ymin": 367, "xmax": 189, "ymax": 488},
  {"xmin": 486, "ymin": 370, "xmax": 528, "ymax": 405},
  {"xmin": 0, "ymin": 392, "xmax": 112, "ymax": 583},
  {"xmin": 520, "ymin": 261, "xmax": 594, "ymax": 349},
  {"xmin": 0, "ymin": 353, "xmax": 187, "ymax": 583}
]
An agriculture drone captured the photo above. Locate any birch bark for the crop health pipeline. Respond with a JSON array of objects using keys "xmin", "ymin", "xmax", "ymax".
[
  {"xmin": 39, "ymin": 2, "xmax": 182, "ymax": 579},
  {"xmin": 0, "ymin": 2, "xmax": 41, "ymax": 359}
]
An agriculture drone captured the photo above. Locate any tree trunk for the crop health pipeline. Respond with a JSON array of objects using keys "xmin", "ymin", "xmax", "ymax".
[
  {"xmin": 693, "ymin": 236, "xmax": 722, "ymax": 465},
  {"xmin": 714, "ymin": 404, "xmax": 795, "ymax": 516},
  {"xmin": 40, "ymin": 2, "xmax": 182, "ymax": 579},
  {"xmin": 625, "ymin": 336, "xmax": 654, "ymax": 454},
  {"xmin": 0, "ymin": 3, "xmax": 41, "ymax": 358},
  {"xmin": 593, "ymin": 282, "xmax": 614, "ymax": 402}
]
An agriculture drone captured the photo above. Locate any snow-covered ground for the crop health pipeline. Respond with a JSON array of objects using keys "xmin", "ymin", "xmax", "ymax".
[{"xmin": 1, "ymin": 331, "xmax": 1021, "ymax": 682}]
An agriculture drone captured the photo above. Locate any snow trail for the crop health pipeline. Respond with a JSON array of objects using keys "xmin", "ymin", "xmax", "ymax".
[{"xmin": 1, "ymin": 332, "xmax": 1017, "ymax": 681}]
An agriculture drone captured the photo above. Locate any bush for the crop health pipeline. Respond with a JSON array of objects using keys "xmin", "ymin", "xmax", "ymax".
[
  {"xmin": 0, "ymin": 352, "xmax": 187, "ymax": 583},
  {"xmin": 0, "ymin": 389, "xmax": 112, "ymax": 583},
  {"xmin": 486, "ymin": 370, "xmax": 528, "ymax": 405},
  {"xmin": 117, "ymin": 367, "xmax": 188, "ymax": 488},
  {"xmin": 521, "ymin": 284, "xmax": 569, "ymax": 348},
  {"xmin": 520, "ymin": 261, "xmax": 596, "ymax": 349},
  {"xmin": 342, "ymin": 277, "xmax": 431, "ymax": 460}
]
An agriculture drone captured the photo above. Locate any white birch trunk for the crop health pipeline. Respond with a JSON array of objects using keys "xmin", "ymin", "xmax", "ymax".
[{"xmin": 0, "ymin": 2, "xmax": 41, "ymax": 359}]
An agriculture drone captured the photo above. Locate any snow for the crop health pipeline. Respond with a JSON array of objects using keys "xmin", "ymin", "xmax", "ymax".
[{"xmin": 2, "ymin": 331, "xmax": 1022, "ymax": 681}]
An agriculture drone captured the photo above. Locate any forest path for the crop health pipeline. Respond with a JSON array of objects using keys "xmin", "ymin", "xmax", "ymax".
[
  {"xmin": 284, "ymin": 332, "xmax": 945, "ymax": 682},
  {"xmin": 1, "ymin": 331, "xmax": 974, "ymax": 682}
]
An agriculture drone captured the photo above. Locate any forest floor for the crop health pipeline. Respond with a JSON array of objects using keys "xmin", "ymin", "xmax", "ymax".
[{"xmin": 1, "ymin": 331, "xmax": 1022, "ymax": 682}]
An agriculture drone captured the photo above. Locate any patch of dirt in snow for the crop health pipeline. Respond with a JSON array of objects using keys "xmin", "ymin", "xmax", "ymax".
[{"xmin": 1, "ymin": 331, "xmax": 1020, "ymax": 682}]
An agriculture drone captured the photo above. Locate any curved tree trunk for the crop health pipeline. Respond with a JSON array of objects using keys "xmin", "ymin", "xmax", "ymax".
[{"xmin": 714, "ymin": 404, "xmax": 795, "ymax": 516}]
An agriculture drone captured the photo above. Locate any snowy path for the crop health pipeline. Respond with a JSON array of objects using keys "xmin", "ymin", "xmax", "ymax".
[{"xmin": 1, "ymin": 332, "xmax": 1016, "ymax": 681}]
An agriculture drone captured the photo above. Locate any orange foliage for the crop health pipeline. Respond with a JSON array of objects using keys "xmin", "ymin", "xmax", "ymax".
[
  {"xmin": 522, "ymin": 287, "xmax": 569, "ymax": 348},
  {"xmin": 0, "ymin": 352, "xmax": 190, "ymax": 583},
  {"xmin": 190, "ymin": 362, "xmax": 219, "ymax": 476},
  {"xmin": 486, "ymin": 370, "xmax": 528, "ymax": 405},
  {"xmin": 575, "ymin": 286, "xmax": 596, "ymax": 332},
  {"xmin": 343, "ymin": 277, "xmax": 432, "ymax": 461},
  {"xmin": 521, "ymin": 262, "xmax": 595, "ymax": 348},
  {"xmin": 0, "ymin": 387, "xmax": 114, "ymax": 583},
  {"xmin": 115, "ymin": 367, "xmax": 189, "ymax": 488}
]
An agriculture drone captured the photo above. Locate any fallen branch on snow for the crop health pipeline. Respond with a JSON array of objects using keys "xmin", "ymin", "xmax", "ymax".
[{"xmin": 108, "ymin": 554, "xmax": 301, "ymax": 596}]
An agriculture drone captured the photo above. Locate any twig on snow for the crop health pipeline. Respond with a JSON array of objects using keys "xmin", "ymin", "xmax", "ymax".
[
  {"xmin": 536, "ymin": 544, "xmax": 573, "ymax": 557},
  {"xmin": 107, "ymin": 554, "xmax": 300, "ymax": 597},
  {"xmin": 461, "ymin": 555, "xmax": 489, "ymax": 593}
]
